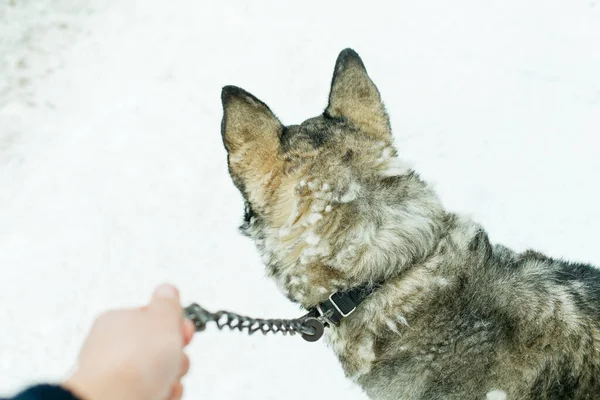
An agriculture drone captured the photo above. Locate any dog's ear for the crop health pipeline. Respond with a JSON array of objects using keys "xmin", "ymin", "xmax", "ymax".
[
  {"xmin": 325, "ymin": 49, "xmax": 391, "ymax": 142},
  {"xmin": 221, "ymin": 86, "xmax": 283, "ymax": 206},
  {"xmin": 221, "ymin": 85, "xmax": 282, "ymax": 154}
]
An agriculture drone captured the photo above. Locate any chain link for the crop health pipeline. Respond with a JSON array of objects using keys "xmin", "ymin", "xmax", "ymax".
[{"xmin": 183, "ymin": 303, "xmax": 325, "ymax": 342}]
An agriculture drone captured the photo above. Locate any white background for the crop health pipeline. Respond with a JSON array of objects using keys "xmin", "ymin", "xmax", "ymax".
[{"xmin": 1, "ymin": 0, "xmax": 599, "ymax": 398}]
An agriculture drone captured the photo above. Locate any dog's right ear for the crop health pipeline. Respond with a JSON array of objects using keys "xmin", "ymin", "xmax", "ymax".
[
  {"xmin": 221, "ymin": 86, "xmax": 283, "ymax": 207},
  {"xmin": 325, "ymin": 49, "xmax": 391, "ymax": 142},
  {"xmin": 221, "ymin": 86, "xmax": 282, "ymax": 154}
]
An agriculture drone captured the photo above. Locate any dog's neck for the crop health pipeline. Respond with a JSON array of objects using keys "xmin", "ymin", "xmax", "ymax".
[
  {"xmin": 322, "ymin": 213, "xmax": 488, "ymax": 329},
  {"xmin": 248, "ymin": 171, "xmax": 452, "ymax": 309}
]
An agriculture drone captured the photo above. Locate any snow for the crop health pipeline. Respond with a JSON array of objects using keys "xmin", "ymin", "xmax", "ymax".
[{"xmin": 1, "ymin": 0, "xmax": 599, "ymax": 398}]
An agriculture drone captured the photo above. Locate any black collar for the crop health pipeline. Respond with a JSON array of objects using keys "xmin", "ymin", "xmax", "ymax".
[{"xmin": 305, "ymin": 281, "xmax": 383, "ymax": 328}]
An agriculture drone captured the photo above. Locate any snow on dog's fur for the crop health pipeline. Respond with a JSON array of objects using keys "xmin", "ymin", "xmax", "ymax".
[{"xmin": 219, "ymin": 48, "xmax": 600, "ymax": 399}]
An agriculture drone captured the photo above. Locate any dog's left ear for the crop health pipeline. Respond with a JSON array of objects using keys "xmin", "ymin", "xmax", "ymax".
[{"xmin": 325, "ymin": 49, "xmax": 391, "ymax": 142}]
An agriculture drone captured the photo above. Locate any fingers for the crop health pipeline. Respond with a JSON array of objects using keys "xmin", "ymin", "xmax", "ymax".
[
  {"xmin": 182, "ymin": 318, "xmax": 195, "ymax": 346},
  {"xmin": 149, "ymin": 283, "xmax": 183, "ymax": 326},
  {"xmin": 168, "ymin": 382, "xmax": 184, "ymax": 400},
  {"xmin": 179, "ymin": 353, "xmax": 190, "ymax": 378},
  {"xmin": 164, "ymin": 353, "xmax": 188, "ymax": 400}
]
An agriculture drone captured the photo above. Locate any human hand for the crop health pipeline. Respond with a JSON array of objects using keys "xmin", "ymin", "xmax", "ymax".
[{"xmin": 63, "ymin": 284, "xmax": 195, "ymax": 400}]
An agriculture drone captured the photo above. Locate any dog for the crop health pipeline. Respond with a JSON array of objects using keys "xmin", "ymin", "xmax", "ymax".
[{"xmin": 219, "ymin": 48, "xmax": 600, "ymax": 399}]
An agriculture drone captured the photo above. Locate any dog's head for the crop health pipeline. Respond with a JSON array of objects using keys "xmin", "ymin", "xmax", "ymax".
[{"xmin": 220, "ymin": 49, "xmax": 445, "ymax": 307}]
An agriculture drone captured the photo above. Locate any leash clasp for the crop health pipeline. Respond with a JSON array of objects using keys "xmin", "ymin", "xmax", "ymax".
[{"xmin": 300, "ymin": 317, "xmax": 325, "ymax": 342}]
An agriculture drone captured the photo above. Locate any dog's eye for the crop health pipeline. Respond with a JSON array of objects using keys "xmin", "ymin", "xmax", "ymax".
[{"xmin": 243, "ymin": 201, "xmax": 255, "ymax": 223}]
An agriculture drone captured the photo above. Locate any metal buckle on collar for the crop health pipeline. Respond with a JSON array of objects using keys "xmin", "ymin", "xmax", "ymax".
[
  {"xmin": 315, "ymin": 292, "xmax": 357, "ymax": 327},
  {"xmin": 329, "ymin": 293, "xmax": 356, "ymax": 317},
  {"xmin": 316, "ymin": 303, "xmax": 333, "ymax": 326}
]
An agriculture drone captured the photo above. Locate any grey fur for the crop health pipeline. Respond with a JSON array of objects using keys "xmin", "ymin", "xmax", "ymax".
[{"xmin": 220, "ymin": 48, "xmax": 600, "ymax": 399}]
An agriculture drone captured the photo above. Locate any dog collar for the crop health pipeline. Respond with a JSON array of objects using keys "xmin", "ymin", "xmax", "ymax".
[{"xmin": 306, "ymin": 282, "xmax": 383, "ymax": 327}]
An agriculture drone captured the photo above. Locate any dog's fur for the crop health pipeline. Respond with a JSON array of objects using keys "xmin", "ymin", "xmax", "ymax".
[{"xmin": 219, "ymin": 48, "xmax": 600, "ymax": 399}]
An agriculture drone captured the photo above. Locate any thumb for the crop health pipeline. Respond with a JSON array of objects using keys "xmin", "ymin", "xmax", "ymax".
[{"xmin": 149, "ymin": 283, "xmax": 183, "ymax": 324}]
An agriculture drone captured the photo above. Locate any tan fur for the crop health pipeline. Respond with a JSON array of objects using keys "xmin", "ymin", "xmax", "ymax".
[
  {"xmin": 222, "ymin": 89, "xmax": 283, "ymax": 211},
  {"xmin": 326, "ymin": 54, "xmax": 390, "ymax": 143}
]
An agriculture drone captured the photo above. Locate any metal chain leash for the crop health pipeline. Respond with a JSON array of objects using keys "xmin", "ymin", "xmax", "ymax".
[{"xmin": 183, "ymin": 303, "xmax": 326, "ymax": 342}]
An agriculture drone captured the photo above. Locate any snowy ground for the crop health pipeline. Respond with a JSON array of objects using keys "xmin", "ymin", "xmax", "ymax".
[{"xmin": 1, "ymin": 0, "xmax": 600, "ymax": 398}]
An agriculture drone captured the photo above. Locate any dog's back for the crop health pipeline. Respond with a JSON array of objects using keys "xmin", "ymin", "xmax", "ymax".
[{"xmin": 355, "ymin": 216, "xmax": 600, "ymax": 399}]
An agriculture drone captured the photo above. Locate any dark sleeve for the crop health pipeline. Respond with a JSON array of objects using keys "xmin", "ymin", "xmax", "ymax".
[{"xmin": 1, "ymin": 385, "xmax": 81, "ymax": 400}]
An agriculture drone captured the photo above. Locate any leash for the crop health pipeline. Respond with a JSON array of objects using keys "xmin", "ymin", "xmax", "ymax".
[
  {"xmin": 183, "ymin": 282, "xmax": 382, "ymax": 342},
  {"xmin": 183, "ymin": 303, "xmax": 326, "ymax": 342}
]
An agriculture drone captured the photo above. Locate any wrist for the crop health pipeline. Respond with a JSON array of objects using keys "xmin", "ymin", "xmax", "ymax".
[
  {"xmin": 62, "ymin": 368, "xmax": 137, "ymax": 400},
  {"xmin": 62, "ymin": 372, "xmax": 105, "ymax": 400}
]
